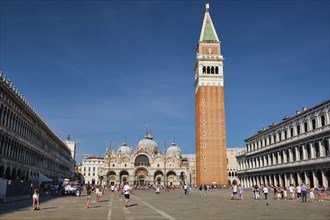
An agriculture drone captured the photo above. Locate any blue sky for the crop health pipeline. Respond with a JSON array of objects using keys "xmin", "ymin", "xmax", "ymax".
[{"xmin": 1, "ymin": 0, "xmax": 329, "ymax": 163}]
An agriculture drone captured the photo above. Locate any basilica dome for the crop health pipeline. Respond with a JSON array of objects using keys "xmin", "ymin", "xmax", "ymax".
[
  {"xmin": 137, "ymin": 133, "xmax": 159, "ymax": 154},
  {"xmin": 117, "ymin": 141, "xmax": 131, "ymax": 155},
  {"xmin": 166, "ymin": 140, "xmax": 181, "ymax": 157}
]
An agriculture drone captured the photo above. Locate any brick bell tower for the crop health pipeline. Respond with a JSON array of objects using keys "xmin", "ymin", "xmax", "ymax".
[{"xmin": 194, "ymin": 3, "xmax": 228, "ymax": 185}]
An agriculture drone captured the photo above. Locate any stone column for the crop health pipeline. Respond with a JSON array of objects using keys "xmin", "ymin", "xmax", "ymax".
[
  {"xmin": 289, "ymin": 173, "xmax": 293, "ymax": 186},
  {"xmin": 295, "ymin": 146, "xmax": 300, "ymax": 161},
  {"xmin": 256, "ymin": 176, "xmax": 260, "ymax": 186},
  {"xmin": 265, "ymin": 175, "xmax": 268, "ymax": 186},
  {"xmin": 319, "ymin": 140, "xmax": 324, "ymax": 157},
  {"xmin": 268, "ymin": 175, "xmax": 272, "ymax": 186},
  {"xmin": 297, "ymin": 172, "xmax": 302, "ymax": 185},
  {"xmin": 304, "ymin": 171, "xmax": 309, "ymax": 185},
  {"xmin": 277, "ymin": 151, "xmax": 282, "ymax": 164},
  {"xmin": 279, "ymin": 174, "xmax": 283, "ymax": 186},
  {"xmin": 312, "ymin": 171, "xmax": 319, "ymax": 187},
  {"xmin": 321, "ymin": 171, "xmax": 328, "ymax": 188},
  {"xmin": 282, "ymin": 150, "xmax": 287, "ymax": 163},
  {"xmin": 273, "ymin": 174, "xmax": 278, "ymax": 186},
  {"xmin": 302, "ymin": 144, "xmax": 307, "ymax": 160},
  {"xmin": 272, "ymin": 153, "xmax": 276, "ymax": 165},
  {"xmin": 310, "ymin": 143, "xmax": 315, "ymax": 159},
  {"xmin": 284, "ymin": 173, "xmax": 288, "ymax": 187},
  {"xmin": 289, "ymin": 148, "xmax": 293, "ymax": 162}
]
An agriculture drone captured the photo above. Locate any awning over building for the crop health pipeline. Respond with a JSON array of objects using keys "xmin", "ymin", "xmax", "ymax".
[{"xmin": 39, "ymin": 173, "xmax": 52, "ymax": 183}]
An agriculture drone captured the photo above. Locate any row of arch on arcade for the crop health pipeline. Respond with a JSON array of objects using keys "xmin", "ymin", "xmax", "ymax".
[
  {"xmin": 0, "ymin": 165, "xmax": 40, "ymax": 181},
  {"xmin": 106, "ymin": 168, "xmax": 188, "ymax": 186},
  {"xmin": 239, "ymin": 169, "xmax": 329, "ymax": 188}
]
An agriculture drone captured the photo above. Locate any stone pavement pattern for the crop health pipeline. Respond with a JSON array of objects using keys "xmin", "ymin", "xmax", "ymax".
[{"xmin": 0, "ymin": 189, "xmax": 329, "ymax": 220}]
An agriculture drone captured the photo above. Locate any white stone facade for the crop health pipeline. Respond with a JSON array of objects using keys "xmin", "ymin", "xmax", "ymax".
[
  {"xmin": 236, "ymin": 100, "xmax": 330, "ymax": 188},
  {"xmin": 227, "ymin": 148, "xmax": 241, "ymax": 185},
  {"xmin": 81, "ymin": 157, "xmax": 105, "ymax": 185},
  {"xmin": 95, "ymin": 133, "xmax": 196, "ymax": 187},
  {"xmin": 64, "ymin": 140, "xmax": 76, "ymax": 161}
]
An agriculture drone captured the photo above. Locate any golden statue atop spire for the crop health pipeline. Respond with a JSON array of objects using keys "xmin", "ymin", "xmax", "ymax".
[{"xmin": 205, "ymin": 3, "xmax": 209, "ymax": 11}]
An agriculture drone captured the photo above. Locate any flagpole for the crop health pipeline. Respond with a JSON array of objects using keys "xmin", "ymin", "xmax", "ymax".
[
  {"xmin": 108, "ymin": 139, "xmax": 111, "ymax": 185},
  {"xmin": 164, "ymin": 140, "xmax": 166, "ymax": 187},
  {"xmin": 136, "ymin": 141, "xmax": 139, "ymax": 186}
]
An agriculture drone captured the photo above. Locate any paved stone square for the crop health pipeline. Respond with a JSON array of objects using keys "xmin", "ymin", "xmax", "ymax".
[{"xmin": 0, "ymin": 189, "xmax": 329, "ymax": 220}]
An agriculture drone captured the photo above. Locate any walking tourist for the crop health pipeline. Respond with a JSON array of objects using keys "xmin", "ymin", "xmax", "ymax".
[
  {"xmin": 276, "ymin": 185, "xmax": 281, "ymax": 200},
  {"xmin": 272, "ymin": 185, "xmax": 277, "ymax": 199},
  {"xmin": 263, "ymin": 185, "xmax": 268, "ymax": 200},
  {"xmin": 296, "ymin": 184, "xmax": 302, "ymax": 199},
  {"xmin": 238, "ymin": 184, "xmax": 244, "ymax": 200},
  {"xmin": 85, "ymin": 184, "xmax": 92, "ymax": 208},
  {"xmin": 254, "ymin": 185, "xmax": 260, "ymax": 200},
  {"xmin": 309, "ymin": 186, "xmax": 315, "ymax": 202},
  {"xmin": 117, "ymin": 184, "xmax": 121, "ymax": 197},
  {"xmin": 155, "ymin": 185, "xmax": 160, "ymax": 194},
  {"xmin": 111, "ymin": 184, "xmax": 115, "ymax": 194},
  {"xmin": 301, "ymin": 183, "xmax": 307, "ymax": 202},
  {"xmin": 231, "ymin": 181, "xmax": 238, "ymax": 200},
  {"xmin": 289, "ymin": 184, "xmax": 294, "ymax": 199},
  {"xmin": 184, "ymin": 183, "xmax": 188, "ymax": 195},
  {"xmin": 123, "ymin": 182, "xmax": 131, "ymax": 207},
  {"xmin": 198, "ymin": 185, "xmax": 203, "ymax": 196},
  {"xmin": 319, "ymin": 185, "xmax": 326, "ymax": 201},
  {"xmin": 95, "ymin": 186, "xmax": 100, "ymax": 202},
  {"xmin": 283, "ymin": 187, "xmax": 287, "ymax": 200},
  {"xmin": 203, "ymin": 184, "xmax": 207, "ymax": 196},
  {"xmin": 32, "ymin": 188, "xmax": 40, "ymax": 210}
]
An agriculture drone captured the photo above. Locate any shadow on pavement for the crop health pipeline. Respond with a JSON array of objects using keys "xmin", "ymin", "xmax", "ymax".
[{"xmin": 0, "ymin": 196, "xmax": 72, "ymax": 215}]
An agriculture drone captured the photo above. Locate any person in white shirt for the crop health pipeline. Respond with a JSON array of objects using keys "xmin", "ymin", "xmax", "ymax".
[
  {"xmin": 231, "ymin": 181, "xmax": 238, "ymax": 200},
  {"xmin": 296, "ymin": 184, "xmax": 302, "ymax": 200},
  {"xmin": 111, "ymin": 184, "xmax": 115, "ymax": 194},
  {"xmin": 263, "ymin": 185, "xmax": 268, "ymax": 200},
  {"xmin": 289, "ymin": 185, "xmax": 294, "ymax": 199},
  {"xmin": 123, "ymin": 182, "xmax": 131, "ymax": 207}
]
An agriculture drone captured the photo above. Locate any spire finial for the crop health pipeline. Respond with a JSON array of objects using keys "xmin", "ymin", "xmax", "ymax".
[{"xmin": 205, "ymin": 3, "xmax": 209, "ymax": 11}]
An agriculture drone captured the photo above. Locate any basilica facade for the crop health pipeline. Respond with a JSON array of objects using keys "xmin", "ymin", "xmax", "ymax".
[{"xmin": 96, "ymin": 133, "xmax": 196, "ymax": 187}]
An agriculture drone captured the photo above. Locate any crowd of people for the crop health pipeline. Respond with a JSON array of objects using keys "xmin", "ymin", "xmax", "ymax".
[
  {"xmin": 32, "ymin": 180, "xmax": 328, "ymax": 210},
  {"xmin": 230, "ymin": 181, "xmax": 328, "ymax": 203}
]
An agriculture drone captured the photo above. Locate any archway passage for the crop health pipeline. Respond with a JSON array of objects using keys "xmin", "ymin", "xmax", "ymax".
[
  {"xmin": 167, "ymin": 171, "xmax": 177, "ymax": 186},
  {"xmin": 135, "ymin": 168, "xmax": 148, "ymax": 186},
  {"xmin": 119, "ymin": 170, "xmax": 129, "ymax": 185},
  {"xmin": 154, "ymin": 170, "xmax": 163, "ymax": 185},
  {"xmin": 107, "ymin": 171, "xmax": 117, "ymax": 185}
]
